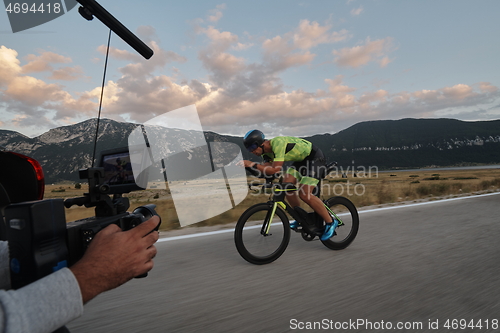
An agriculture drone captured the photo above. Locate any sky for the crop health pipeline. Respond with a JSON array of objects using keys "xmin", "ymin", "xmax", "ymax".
[{"xmin": 1, "ymin": 0, "xmax": 499, "ymax": 138}]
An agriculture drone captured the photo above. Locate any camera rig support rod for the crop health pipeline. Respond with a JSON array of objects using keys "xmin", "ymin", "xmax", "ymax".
[{"xmin": 64, "ymin": 168, "xmax": 130, "ymax": 217}]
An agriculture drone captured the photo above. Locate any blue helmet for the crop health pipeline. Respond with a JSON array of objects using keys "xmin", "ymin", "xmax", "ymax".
[{"xmin": 243, "ymin": 129, "xmax": 265, "ymax": 152}]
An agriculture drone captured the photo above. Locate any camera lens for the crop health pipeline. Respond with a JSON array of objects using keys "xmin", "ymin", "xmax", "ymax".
[{"xmin": 132, "ymin": 204, "xmax": 157, "ymax": 221}]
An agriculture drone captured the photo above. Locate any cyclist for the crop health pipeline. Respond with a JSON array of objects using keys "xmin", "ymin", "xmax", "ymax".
[
  {"xmin": 240, "ymin": 129, "xmax": 338, "ymax": 241},
  {"xmin": 115, "ymin": 157, "xmax": 128, "ymax": 182}
]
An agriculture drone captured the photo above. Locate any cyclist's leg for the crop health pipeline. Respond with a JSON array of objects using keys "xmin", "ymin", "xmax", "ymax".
[
  {"xmin": 283, "ymin": 168, "xmax": 300, "ymax": 208},
  {"xmin": 296, "ymin": 154, "xmax": 334, "ymax": 223},
  {"xmin": 299, "ymin": 181, "xmax": 336, "ymax": 240},
  {"xmin": 298, "ymin": 183, "xmax": 333, "ymax": 223}
]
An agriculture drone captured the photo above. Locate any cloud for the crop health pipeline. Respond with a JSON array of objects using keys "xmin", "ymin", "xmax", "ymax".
[
  {"xmin": 2, "ymin": 39, "xmax": 499, "ymax": 137},
  {"xmin": 0, "ymin": 46, "xmax": 22, "ymax": 86},
  {"xmin": 0, "ymin": 48, "xmax": 83, "ymax": 83},
  {"xmin": 192, "ymin": 15, "xmax": 353, "ymax": 112},
  {"xmin": 350, "ymin": 6, "xmax": 363, "ymax": 16},
  {"xmin": 379, "ymin": 56, "xmax": 392, "ymax": 68},
  {"xmin": 200, "ymin": 25, "xmax": 238, "ymax": 51},
  {"xmin": 261, "ymin": 20, "xmax": 350, "ymax": 71},
  {"xmin": 478, "ymin": 82, "xmax": 498, "ymax": 93},
  {"xmin": 262, "ymin": 43, "xmax": 315, "ymax": 72},
  {"xmin": 196, "ymin": 26, "xmax": 246, "ymax": 86},
  {"xmin": 0, "ymin": 46, "xmax": 98, "ymax": 126},
  {"xmin": 325, "ymin": 75, "xmax": 356, "ymax": 97},
  {"xmin": 96, "ymin": 25, "xmax": 187, "ymax": 79},
  {"xmin": 293, "ymin": 20, "xmax": 350, "ymax": 50},
  {"xmin": 49, "ymin": 66, "xmax": 84, "ymax": 81},
  {"xmin": 22, "ymin": 51, "xmax": 71, "ymax": 74},
  {"xmin": 208, "ymin": 4, "xmax": 226, "ymax": 23},
  {"xmin": 87, "ymin": 76, "xmax": 210, "ymax": 124},
  {"xmin": 361, "ymin": 84, "xmax": 500, "ymax": 123},
  {"xmin": 333, "ymin": 37, "xmax": 395, "ymax": 68},
  {"xmin": 11, "ymin": 113, "xmax": 54, "ymax": 129},
  {"xmin": 136, "ymin": 25, "xmax": 158, "ymax": 44},
  {"xmin": 98, "ymin": 41, "xmax": 187, "ymax": 78},
  {"xmin": 359, "ymin": 89, "xmax": 389, "ymax": 104},
  {"xmin": 96, "ymin": 45, "xmax": 143, "ymax": 62},
  {"xmin": 1, "ymin": 7, "xmax": 499, "ymax": 139},
  {"xmin": 232, "ymin": 42, "xmax": 254, "ymax": 51},
  {"xmin": 199, "ymin": 51, "xmax": 246, "ymax": 83},
  {"xmin": 5, "ymin": 76, "xmax": 65, "ymax": 106}
]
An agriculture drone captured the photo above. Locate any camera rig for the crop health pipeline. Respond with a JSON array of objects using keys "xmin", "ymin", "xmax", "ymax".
[{"xmin": 1, "ymin": 147, "xmax": 160, "ymax": 289}]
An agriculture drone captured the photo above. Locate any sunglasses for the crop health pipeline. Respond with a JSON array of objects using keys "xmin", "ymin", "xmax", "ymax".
[{"xmin": 247, "ymin": 143, "xmax": 259, "ymax": 152}]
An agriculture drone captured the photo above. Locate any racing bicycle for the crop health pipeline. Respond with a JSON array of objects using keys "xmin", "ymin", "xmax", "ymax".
[{"xmin": 234, "ymin": 162, "xmax": 359, "ymax": 265}]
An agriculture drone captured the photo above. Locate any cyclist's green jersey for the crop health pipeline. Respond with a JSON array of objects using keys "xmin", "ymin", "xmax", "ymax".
[{"xmin": 262, "ymin": 136, "xmax": 312, "ymax": 163}]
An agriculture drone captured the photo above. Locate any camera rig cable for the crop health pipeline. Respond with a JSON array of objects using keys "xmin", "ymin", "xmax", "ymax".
[{"xmin": 91, "ymin": 29, "xmax": 112, "ymax": 168}]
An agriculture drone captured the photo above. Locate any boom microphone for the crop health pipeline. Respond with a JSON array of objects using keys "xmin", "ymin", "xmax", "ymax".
[{"xmin": 76, "ymin": 0, "xmax": 154, "ymax": 59}]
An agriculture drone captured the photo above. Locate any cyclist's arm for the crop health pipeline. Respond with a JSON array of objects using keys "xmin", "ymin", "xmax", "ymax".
[{"xmin": 251, "ymin": 161, "xmax": 283, "ymax": 176}]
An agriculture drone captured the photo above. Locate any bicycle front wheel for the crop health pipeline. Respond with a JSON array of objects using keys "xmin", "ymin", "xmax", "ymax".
[
  {"xmin": 234, "ymin": 203, "xmax": 290, "ymax": 265},
  {"xmin": 321, "ymin": 196, "xmax": 359, "ymax": 250}
]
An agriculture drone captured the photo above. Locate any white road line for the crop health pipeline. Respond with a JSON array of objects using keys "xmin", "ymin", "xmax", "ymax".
[
  {"xmin": 158, "ymin": 228, "xmax": 237, "ymax": 242},
  {"xmin": 357, "ymin": 191, "xmax": 500, "ymax": 215},
  {"xmin": 157, "ymin": 191, "xmax": 500, "ymax": 243}
]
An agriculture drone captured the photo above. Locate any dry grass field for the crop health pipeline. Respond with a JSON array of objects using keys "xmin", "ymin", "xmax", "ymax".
[{"xmin": 44, "ymin": 167, "xmax": 500, "ymax": 232}]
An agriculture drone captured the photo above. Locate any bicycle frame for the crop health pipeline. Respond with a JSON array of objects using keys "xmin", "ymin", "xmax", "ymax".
[{"xmin": 261, "ymin": 186, "xmax": 344, "ymax": 237}]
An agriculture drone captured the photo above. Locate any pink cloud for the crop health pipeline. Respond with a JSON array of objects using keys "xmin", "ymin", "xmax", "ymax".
[{"xmin": 333, "ymin": 37, "xmax": 395, "ymax": 68}]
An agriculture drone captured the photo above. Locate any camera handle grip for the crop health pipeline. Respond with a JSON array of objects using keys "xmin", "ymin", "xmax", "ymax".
[{"xmin": 64, "ymin": 197, "xmax": 89, "ymax": 208}]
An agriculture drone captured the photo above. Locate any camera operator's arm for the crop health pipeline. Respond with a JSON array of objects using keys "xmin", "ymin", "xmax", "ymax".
[
  {"xmin": 0, "ymin": 242, "xmax": 84, "ymax": 333},
  {"xmin": 0, "ymin": 241, "xmax": 9, "ymax": 290},
  {"xmin": 0, "ymin": 216, "xmax": 159, "ymax": 333},
  {"xmin": 69, "ymin": 216, "xmax": 160, "ymax": 304}
]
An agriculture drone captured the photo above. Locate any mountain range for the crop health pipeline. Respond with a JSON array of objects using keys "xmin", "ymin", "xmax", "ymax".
[
  {"xmin": 1, "ymin": 118, "xmax": 499, "ymax": 183},
  {"xmin": 307, "ymin": 118, "xmax": 500, "ymax": 170}
]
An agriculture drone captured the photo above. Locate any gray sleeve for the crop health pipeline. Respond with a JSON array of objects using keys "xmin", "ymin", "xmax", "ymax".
[
  {"xmin": 0, "ymin": 241, "xmax": 84, "ymax": 333},
  {"xmin": 0, "ymin": 242, "xmax": 10, "ymax": 291}
]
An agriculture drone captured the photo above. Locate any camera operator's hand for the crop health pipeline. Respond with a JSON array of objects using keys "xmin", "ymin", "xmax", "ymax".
[{"xmin": 69, "ymin": 216, "xmax": 160, "ymax": 304}]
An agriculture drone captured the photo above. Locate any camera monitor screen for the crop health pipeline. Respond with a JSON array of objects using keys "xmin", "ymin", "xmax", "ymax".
[{"xmin": 98, "ymin": 147, "xmax": 146, "ymax": 194}]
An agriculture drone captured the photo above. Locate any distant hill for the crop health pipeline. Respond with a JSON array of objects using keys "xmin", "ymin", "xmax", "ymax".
[
  {"xmin": 1, "ymin": 119, "xmax": 138, "ymax": 183},
  {"xmin": 305, "ymin": 118, "xmax": 500, "ymax": 169},
  {"xmin": 1, "ymin": 118, "xmax": 499, "ymax": 183}
]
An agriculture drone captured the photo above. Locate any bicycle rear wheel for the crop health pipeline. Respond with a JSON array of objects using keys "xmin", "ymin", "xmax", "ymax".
[
  {"xmin": 321, "ymin": 196, "xmax": 359, "ymax": 250},
  {"xmin": 234, "ymin": 203, "xmax": 290, "ymax": 265}
]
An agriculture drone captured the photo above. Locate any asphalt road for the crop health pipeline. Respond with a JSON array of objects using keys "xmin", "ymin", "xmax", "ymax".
[{"xmin": 67, "ymin": 193, "xmax": 500, "ymax": 333}]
